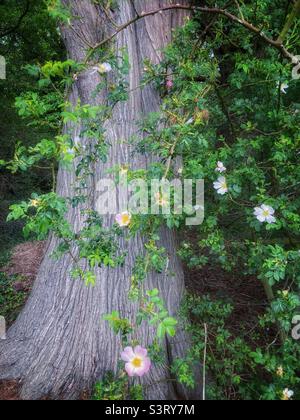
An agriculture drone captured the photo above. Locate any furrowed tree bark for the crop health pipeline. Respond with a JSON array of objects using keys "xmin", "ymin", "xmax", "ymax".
[{"xmin": 0, "ymin": 0, "xmax": 201, "ymax": 400}]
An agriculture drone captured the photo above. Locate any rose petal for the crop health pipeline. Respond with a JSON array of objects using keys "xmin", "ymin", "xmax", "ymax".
[
  {"xmin": 266, "ymin": 215, "xmax": 276, "ymax": 224},
  {"xmin": 135, "ymin": 358, "xmax": 151, "ymax": 377},
  {"xmin": 218, "ymin": 188, "xmax": 228, "ymax": 195},
  {"xmin": 143, "ymin": 357, "xmax": 151, "ymax": 374},
  {"xmin": 134, "ymin": 345, "xmax": 148, "ymax": 358},
  {"xmin": 125, "ymin": 362, "xmax": 136, "ymax": 377},
  {"xmin": 121, "ymin": 347, "xmax": 135, "ymax": 362},
  {"xmin": 261, "ymin": 204, "xmax": 269, "ymax": 212},
  {"xmin": 116, "ymin": 214, "xmax": 122, "ymax": 224}
]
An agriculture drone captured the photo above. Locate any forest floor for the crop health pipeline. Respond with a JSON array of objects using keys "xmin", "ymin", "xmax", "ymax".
[
  {"xmin": 0, "ymin": 240, "xmax": 268, "ymax": 400},
  {"xmin": 0, "ymin": 241, "xmax": 46, "ymax": 400}
]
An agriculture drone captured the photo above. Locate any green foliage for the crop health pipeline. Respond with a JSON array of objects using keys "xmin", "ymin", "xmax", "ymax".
[
  {"xmin": 103, "ymin": 311, "xmax": 133, "ymax": 339},
  {"xmin": 93, "ymin": 372, "xmax": 128, "ymax": 401},
  {"xmin": 137, "ymin": 1, "xmax": 300, "ymax": 399},
  {"xmin": 2, "ymin": 0, "xmax": 300, "ymax": 401},
  {"xmin": 179, "ymin": 294, "xmax": 300, "ymax": 400},
  {"xmin": 0, "ymin": 272, "xmax": 28, "ymax": 326},
  {"xmin": 171, "ymin": 358, "xmax": 195, "ymax": 390},
  {"xmin": 75, "ymin": 211, "xmax": 126, "ymax": 269},
  {"xmin": 93, "ymin": 372, "xmax": 144, "ymax": 400},
  {"xmin": 137, "ymin": 288, "xmax": 178, "ymax": 339},
  {"xmin": 46, "ymin": 0, "xmax": 72, "ymax": 23},
  {"xmin": 0, "ymin": 0, "xmax": 64, "ymax": 259},
  {"xmin": 8, "ymin": 192, "xmax": 69, "ymax": 240}
]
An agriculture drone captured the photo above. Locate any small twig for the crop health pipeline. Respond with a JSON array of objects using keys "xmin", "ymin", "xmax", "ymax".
[
  {"xmin": 99, "ymin": 4, "xmax": 119, "ymax": 29},
  {"xmin": 224, "ymin": 78, "xmax": 279, "ymax": 97},
  {"xmin": 69, "ymin": 25, "xmax": 94, "ymax": 49},
  {"xmin": 234, "ymin": 0, "xmax": 245, "ymax": 20},
  {"xmin": 253, "ymin": 128, "xmax": 284, "ymax": 136}
]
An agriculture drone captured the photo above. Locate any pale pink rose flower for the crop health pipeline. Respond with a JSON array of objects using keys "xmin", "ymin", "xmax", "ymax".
[
  {"xmin": 115, "ymin": 211, "xmax": 132, "ymax": 227},
  {"xmin": 121, "ymin": 345, "xmax": 151, "ymax": 377},
  {"xmin": 166, "ymin": 80, "xmax": 173, "ymax": 89}
]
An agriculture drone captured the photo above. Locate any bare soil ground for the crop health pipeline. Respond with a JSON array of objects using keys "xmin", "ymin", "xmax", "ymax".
[
  {"xmin": 0, "ymin": 380, "xmax": 21, "ymax": 400},
  {"xmin": 3, "ymin": 241, "xmax": 46, "ymax": 286}
]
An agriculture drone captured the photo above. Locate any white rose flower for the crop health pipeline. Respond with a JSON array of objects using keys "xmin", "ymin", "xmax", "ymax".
[
  {"xmin": 98, "ymin": 62, "xmax": 112, "ymax": 74},
  {"xmin": 213, "ymin": 176, "xmax": 228, "ymax": 195},
  {"xmin": 91, "ymin": 62, "xmax": 112, "ymax": 75},
  {"xmin": 254, "ymin": 204, "xmax": 276, "ymax": 224},
  {"xmin": 281, "ymin": 388, "xmax": 294, "ymax": 400},
  {"xmin": 115, "ymin": 211, "xmax": 132, "ymax": 227},
  {"xmin": 277, "ymin": 82, "xmax": 289, "ymax": 94},
  {"xmin": 216, "ymin": 161, "xmax": 226, "ymax": 173}
]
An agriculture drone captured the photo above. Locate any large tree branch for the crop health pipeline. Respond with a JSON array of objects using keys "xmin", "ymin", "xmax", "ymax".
[
  {"xmin": 86, "ymin": 4, "xmax": 299, "ymax": 65},
  {"xmin": 0, "ymin": 0, "xmax": 30, "ymax": 39}
]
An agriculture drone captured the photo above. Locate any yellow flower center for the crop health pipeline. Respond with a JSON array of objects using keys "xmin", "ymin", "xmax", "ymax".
[
  {"xmin": 132, "ymin": 357, "xmax": 142, "ymax": 368},
  {"xmin": 121, "ymin": 214, "xmax": 130, "ymax": 225},
  {"xmin": 120, "ymin": 167, "xmax": 128, "ymax": 175},
  {"xmin": 277, "ymin": 366, "xmax": 284, "ymax": 377},
  {"xmin": 263, "ymin": 210, "xmax": 270, "ymax": 217},
  {"xmin": 30, "ymin": 199, "xmax": 40, "ymax": 207}
]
